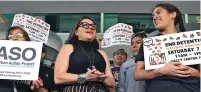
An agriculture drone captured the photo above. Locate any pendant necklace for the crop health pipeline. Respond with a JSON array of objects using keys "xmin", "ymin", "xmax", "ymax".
[{"xmin": 78, "ymin": 43, "xmax": 94, "ymax": 69}]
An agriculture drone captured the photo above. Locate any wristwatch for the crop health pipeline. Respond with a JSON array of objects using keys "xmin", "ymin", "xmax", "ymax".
[{"xmin": 77, "ymin": 73, "xmax": 86, "ymax": 84}]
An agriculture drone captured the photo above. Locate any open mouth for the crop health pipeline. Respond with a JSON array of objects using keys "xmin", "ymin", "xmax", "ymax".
[
  {"xmin": 86, "ymin": 31, "xmax": 94, "ymax": 34},
  {"xmin": 155, "ymin": 20, "xmax": 161, "ymax": 25},
  {"xmin": 133, "ymin": 50, "xmax": 138, "ymax": 53},
  {"xmin": 154, "ymin": 18, "xmax": 161, "ymax": 25}
]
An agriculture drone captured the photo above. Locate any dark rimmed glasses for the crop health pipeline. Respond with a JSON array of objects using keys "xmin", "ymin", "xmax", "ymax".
[{"xmin": 79, "ymin": 22, "xmax": 98, "ymax": 30}]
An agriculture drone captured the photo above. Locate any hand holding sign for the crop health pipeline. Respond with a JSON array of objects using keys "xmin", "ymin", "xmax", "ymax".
[
  {"xmin": 31, "ymin": 77, "xmax": 43, "ymax": 89},
  {"xmin": 101, "ymin": 23, "xmax": 134, "ymax": 60},
  {"xmin": 158, "ymin": 62, "xmax": 191, "ymax": 77}
]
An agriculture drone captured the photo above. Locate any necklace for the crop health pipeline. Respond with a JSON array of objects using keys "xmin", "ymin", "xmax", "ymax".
[{"xmin": 78, "ymin": 43, "xmax": 94, "ymax": 69}]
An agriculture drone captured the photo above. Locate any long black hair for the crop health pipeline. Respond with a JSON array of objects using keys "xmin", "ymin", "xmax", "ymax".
[
  {"xmin": 131, "ymin": 31, "xmax": 147, "ymax": 42},
  {"xmin": 153, "ymin": 3, "xmax": 186, "ymax": 32},
  {"xmin": 65, "ymin": 16, "xmax": 99, "ymax": 49},
  {"xmin": 6, "ymin": 26, "xmax": 30, "ymax": 41}
]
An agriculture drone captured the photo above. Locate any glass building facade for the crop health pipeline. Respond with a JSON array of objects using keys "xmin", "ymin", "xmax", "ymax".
[{"xmin": 3, "ymin": 13, "xmax": 200, "ymax": 34}]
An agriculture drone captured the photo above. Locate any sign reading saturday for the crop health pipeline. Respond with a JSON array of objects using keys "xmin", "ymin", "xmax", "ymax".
[
  {"xmin": 102, "ymin": 23, "xmax": 133, "ymax": 48},
  {"xmin": 0, "ymin": 40, "xmax": 43, "ymax": 80},
  {"xmin": 12, "ymin": 14, "xmax": 50, "ymax": 44},
  {"xmin": 143, "ymin": 30, "xmax": 201, "ymax": 70}
]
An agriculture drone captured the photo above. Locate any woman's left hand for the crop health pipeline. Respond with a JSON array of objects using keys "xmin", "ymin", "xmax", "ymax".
[
  {"xmin": 91, "ymin": 66, "xmax": 109, "ymax": 81},
  {"xmin": 179, "ymin": 65, "xmax": 200, "ymax": 78}
]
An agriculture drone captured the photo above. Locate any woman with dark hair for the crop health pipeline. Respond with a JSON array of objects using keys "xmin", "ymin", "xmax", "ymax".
[
  {"xmin": 134, "ymin": 3, "xmax": 200, "ymax": 92},
  {"xmin": 54, "ymin": 16, "xmax": 115, "ymax": 92},
  {"xmin": 6, "ymin": 26, "xmax": 30, "ymax": 41},
  {"xmin": 0, "ymin": 26, "xmax": 43, "ymax": 92}
]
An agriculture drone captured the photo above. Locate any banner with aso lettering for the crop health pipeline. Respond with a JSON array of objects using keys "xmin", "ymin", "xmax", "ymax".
[
  {"xmin": 12, "ymin": 14, "xmax": 50, "ymax": 44},
  {"xmin": 0, "ymin": 40, "xmax": 42, "ymax": 80},
  {"xmin": 143, "ymin": 30, "xmax": 201, "ymax": 70}
]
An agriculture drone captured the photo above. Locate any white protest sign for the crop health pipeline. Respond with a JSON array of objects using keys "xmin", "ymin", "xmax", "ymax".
[
  {"xmin": 0, "ymin": 40, "xmax": 43, "ymax": 80},
  {"xmin": 102, "ymin": 23, "xmax": 133, "ymax": 48},
  {"xmin": 12, "ymin": 14, "xmax": 50, "ymax": 44},
  {"xmin": 143, "ymin": 30, "xmax": 201, "ymax": 70}
]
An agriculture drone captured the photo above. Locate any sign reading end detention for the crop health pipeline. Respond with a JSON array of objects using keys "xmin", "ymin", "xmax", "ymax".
[
  {"xmin": 143, "ymin": 30, "xmax": 201, "ymax": 70},
  {"xmin": 12, "ymin": 14, "xmax": 50, "ymax": 44}
]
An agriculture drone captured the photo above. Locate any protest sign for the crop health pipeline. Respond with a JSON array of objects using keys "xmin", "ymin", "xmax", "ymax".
[
  {"xmin": 0, "ymin": 40, "xmax": 42, "ymax": 80},
  {"xmin": 12, "ymin": 14, "xmax": 50, "ymax": 44},
  {"xmin": 102, "ymin": 23, "xmax": 133, "ymax": 48},
  {"xmin": 101, "ymin": 23, "xmax": 133, "ymax": 60},
  {"xmin": 143, "ymin": 30, "xmax": 201, "ymax": 70}
]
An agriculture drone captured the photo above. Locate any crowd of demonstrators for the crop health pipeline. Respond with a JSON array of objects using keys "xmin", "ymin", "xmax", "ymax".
[
  {"xmin": 54, "ymin": 16, "xmax": 116, "ymax": 92},
  {"xmin": 118, "ymin": 32, "xmax": 147, "ymax": 92},
  {"xmin": 0, "ymin": 3, "xmax": 200, "ymax": 92},
  {"xmin": 134, "ymin": 3, "xmax": 200, "ymax": 92}
]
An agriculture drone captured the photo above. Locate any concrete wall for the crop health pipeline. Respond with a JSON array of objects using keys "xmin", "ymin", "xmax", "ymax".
[{"xmin": 0, "ymin": 1, "xmax": 199, "ymax": 14}]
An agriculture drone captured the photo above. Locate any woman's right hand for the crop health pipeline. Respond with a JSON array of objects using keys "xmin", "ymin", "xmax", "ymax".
[
  {"xmin": 159, "ymin": 62, "xmax": 191, "ymax": 77},
  {"xmin": 85, "ymin": 68, "xmax": 100, "ymax": 81}
]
